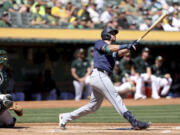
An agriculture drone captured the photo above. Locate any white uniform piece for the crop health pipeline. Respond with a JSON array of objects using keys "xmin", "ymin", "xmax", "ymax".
[
  {"xmin": 136, "ymin": 73, "xmax": 160, "ymax": 99},
  {"xmin": 156, "ymin": 77, "xmax": 172, "ymax": 96},
  {"xmin": 114, "ymin": 82, "xmax": 133, "ymax": 94},
  {"xmin": 122, "ymin": 75, "xmax": 146, "ymax": 100},
  {"xmin": 60, "ymin": 69, "xmax": 128, "ymax": 123},
  {"xmin": 73, "ymin": 76, "xmax": 92, "ymax": 100}
]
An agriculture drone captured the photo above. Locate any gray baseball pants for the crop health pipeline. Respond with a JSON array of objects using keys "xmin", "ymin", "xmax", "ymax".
[{"xmin": 62, "ymin": 69, "xmax": 128, "ymax": 123}]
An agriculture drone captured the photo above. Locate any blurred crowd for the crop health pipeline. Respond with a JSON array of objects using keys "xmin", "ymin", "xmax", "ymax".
[{"xmin": 0, "ymin": 0, "xmax": 180, "ymax": 31}]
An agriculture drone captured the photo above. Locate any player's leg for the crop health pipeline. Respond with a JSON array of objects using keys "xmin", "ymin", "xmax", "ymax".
[
  {"xmin": 0, "ymin": 110, "xmax": 16, "ymax": 128},
  {"xmin": 73, "ymin": 80, "xmax": 85, "ymax": 100},
  {"xmin": 0, "ymin": 94, "xmax": 16, "ymax": 128},
  {"xmin": 114, "ymin": 82, "xmax": 134, "ymax": 94},
  {"xmin": 92, "ymin": 69, "xmax": 150, "ymax": 129},
  {"xmin": 150, "ymin": 75, "xmax": 160, "ymax": 99},
  {"xmin": 59, "ymin": 88, "xmax": 104, "ymax": 129},
  {"xmin": 83, "ymin": 76, "xmax": 93, "ymax": 99},
  {"xmin": 160, "ymin": 77, "xmax": 172, "ymax": 96},
  {"xmin": 134, "ymin": 74, "xmax": 146, "ymax": 100}
]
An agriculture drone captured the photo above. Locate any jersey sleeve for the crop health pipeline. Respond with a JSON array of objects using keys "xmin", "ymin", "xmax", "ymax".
[
  {"xmin": 94, "ymin": 40, "xmax": 107, "ymax": 51},
  {"xmin": 71, "ymin": 60, "xmax": 76, "ymax": 68}
]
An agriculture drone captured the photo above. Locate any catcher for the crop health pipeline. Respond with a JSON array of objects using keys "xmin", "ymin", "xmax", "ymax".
[{"xmin": 0, "ymin": 50, "xmax": 23, "ymax": 128}]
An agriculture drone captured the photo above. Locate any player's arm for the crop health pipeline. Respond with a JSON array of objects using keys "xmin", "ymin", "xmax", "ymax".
[
  {"xmin": 101, "ymin": 40, "xmax": 139, "ymax": 54},
  {"xmin": 71, "ymin": 68, "xmax": 80, "ymax": 81},
  {"xmin": 131, "ymin": 65, "xmax": 136, "ymax": 75},
  {"xmin": 146, "ymin": 67, "xmax": 152, "ymax": 79},
  {"xmin": 84, "ymin": 67, "xmax": 91, "ymax": 78}
]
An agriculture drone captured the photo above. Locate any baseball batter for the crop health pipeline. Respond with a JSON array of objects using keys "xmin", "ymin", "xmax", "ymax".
[{"xmin": 59, "ymin": 27, "xmax": 150, "ymax": 130}]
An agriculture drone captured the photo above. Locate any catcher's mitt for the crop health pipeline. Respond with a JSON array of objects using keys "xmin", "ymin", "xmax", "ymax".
[{"xmin": 10, "ymin": 103, "xmax": 23, "ymax": 116}]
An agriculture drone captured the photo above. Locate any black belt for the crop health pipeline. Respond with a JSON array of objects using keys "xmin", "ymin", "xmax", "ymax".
[{"xmin": 96, "ymin": 68, "xmax": 111, "ymax": 76}]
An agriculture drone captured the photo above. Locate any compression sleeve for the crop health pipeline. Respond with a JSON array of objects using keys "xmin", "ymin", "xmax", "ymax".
[{"xmin": 119, "ymin": 44, "xmax": 130, "ymax": 50}]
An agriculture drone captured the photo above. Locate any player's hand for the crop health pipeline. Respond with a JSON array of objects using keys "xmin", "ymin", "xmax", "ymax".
[
  {"xmin": 129, "ymin": 40, "xmax": 139, "ymax": 51},
  {"xmin": 164, "ymin": 74, "xmax": 170, "ymax": 79},
  {"xmin": 78, "ymin": 77, "xmax": 85, "ymax": 83}
]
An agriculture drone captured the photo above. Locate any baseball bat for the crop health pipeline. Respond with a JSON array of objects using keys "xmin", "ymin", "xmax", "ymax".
[{"xmin": 137, "ymin": 12, "xmax": 168, "ymax": 42}]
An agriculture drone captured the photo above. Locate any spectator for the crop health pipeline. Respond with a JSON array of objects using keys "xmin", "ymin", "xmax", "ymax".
[
  {"xmin": 87, "ymin": 3, "xmax": 100, "ymax": 24},
  {"xmin": 162, "ymin": 16, "xmax": 179, "ymax": 31},
  {"xmin": 77, "ymin": 3, "xmax": 91, "ymax": 22},
  {"xmin": 94, "ymin": 0, "xmax": 104, "ymax": 13},
  {"xmin": 129, "ymin": 21, "xmax": 137, "ymax": 30},
  {"xmin": 77, "ymin": 3, "xmax": 94, "ymax": 28},
  {"xmin": 107, "ymin": 19, "xmax": 118, "ymax": 29},
  {"xmin": 172, "ymin": 12, "xmax": 180, "ymax": 29},
  {"xmin": 100, "ymin": 5, "xmax": 113, "ymax": 24},
  {"xmin": 168, "ymin": 0, "xmax": 180, "ymax": 14},
  {"xmin": 117, "ymin": 9, "xmax": 129, "ymax": 29},
  {"xmin": 18, "ymin": 0, "xmax": 33, "ymax": 13},
  {"xmin": 124, "ymin": 0, "xmax": 142, "ymax": 24},
  {"xmin": 154, "ymin": 22, "xmax": 163, "ymax": 30},
  {"xmin": 159, "ymin": 0, "xmax": 169, "ymax": 10},
  {"xmin": 71, "ymin": 48, "xmax": 91, "ymax": 100},
  {"xmin": 51, "ymin": 0, "xmax": 69, "ymax": 24},
  {"xmin": 68, "ymin": 18, "xmax": 78, "ymax": 29},
  {"xmin": 0, "ymin": 11, "xmax": 11, "ymax": 27},
  {"xmin": 147, "ymin": 0, "xmax": 162, "ymax": 23},
  {"xmin": 0, "ymin": 0, "xmax": 15, "ymax": 18},
  {"xmin": 44, "ymin": 5, "xmax": 58, "ymax": 26},
  {"xmin": 78, "ymin": 16, "xmax": 94, "ymax": 28},
  {"xmin": 31, "ymin": 0, "xmax": 47, "ymax": 16},
  {"xmin": 31, "ymin": 4, "xmax": 46, "ymax": 25},
  {"xmin": 139, "ymin": 16, "xmax": 152, "ymax": 31},
  {"xmin": 65, "ymin": 2, "xmax": 76, "ymax": 20}
]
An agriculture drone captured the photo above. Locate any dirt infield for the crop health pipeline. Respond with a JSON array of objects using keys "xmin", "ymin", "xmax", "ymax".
[
  {"xmin": 1, "ymin": 98, "xmax": 180, "ymax": 135},
  {"xmin": 1, "ymin": 123, "xmax": 180, "ymax": 135},
  {"xmin": 15, "ymin": 98, "xmax": 180, "ymax": 109}
]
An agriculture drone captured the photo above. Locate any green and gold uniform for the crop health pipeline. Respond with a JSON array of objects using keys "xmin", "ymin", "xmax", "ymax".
[
  {"xmin": 71, "ymin": 59, "xmax": 90, "ymax": 78},
  {"xmin": 120, "ymin": 58, "xmax": 134, "ymax": 77},
  {"xmin": 133, "ymin": 56, "xmax": 150, "ymax": 74}
]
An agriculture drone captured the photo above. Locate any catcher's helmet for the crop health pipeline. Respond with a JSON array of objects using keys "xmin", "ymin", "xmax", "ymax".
[{"xmin": 101, "ymin": 26, "xmax": 118, "ymax": 40}]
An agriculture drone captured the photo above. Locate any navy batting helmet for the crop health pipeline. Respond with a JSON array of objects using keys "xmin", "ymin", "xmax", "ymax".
[{"xmin": 101, "ymin": 27, "xmax": 118, "ymax": 40}]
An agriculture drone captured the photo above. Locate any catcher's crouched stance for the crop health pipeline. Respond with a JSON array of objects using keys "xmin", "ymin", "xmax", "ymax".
[{"xmin": 0, "ymin": 50, "xmax": 23, "ymax": 128}]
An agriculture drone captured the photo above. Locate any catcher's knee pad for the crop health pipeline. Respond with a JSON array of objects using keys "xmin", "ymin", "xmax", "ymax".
[{"xmin": 0, "ymin": 94, "xmax": 13, "ymax": 115}]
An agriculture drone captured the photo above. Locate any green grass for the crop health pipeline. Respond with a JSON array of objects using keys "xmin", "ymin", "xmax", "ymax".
[{"xmin": 10, "ymin": 105, "xmax": 180, "ymax": 123}]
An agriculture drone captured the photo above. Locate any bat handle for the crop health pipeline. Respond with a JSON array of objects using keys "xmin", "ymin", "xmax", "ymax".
[{"xmin": 137, "ymin": 37, "xmax": 142, "ymax": 42}]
